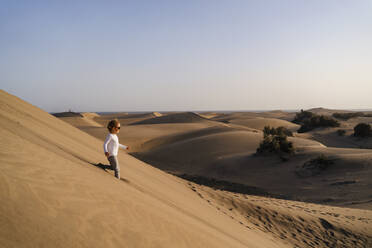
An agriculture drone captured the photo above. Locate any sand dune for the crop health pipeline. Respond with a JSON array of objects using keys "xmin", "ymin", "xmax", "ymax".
[
  {"xmin": 152, "ymin": 111, "xmax": 162, "ymax": 117},
  {"xmin": 306, "ymin": 107, "xmax": 349, "ymax": 116},
  {"xmin": 197, "ymin": 112, "xmax": 220, "ymax": 119},
  {"xmin": 58, "ymin": 109, "xmax": 371, "ymax": 209},
  {"xmin": 84, "ymin": 122, "xmax": 223, "ymax": 153},
  {"xmin": 193, "ymin": 184, "xmax": 372, "ymax": 248},
  {"xmin": 59, "ymin": 113, "xmax": 223, "ymax": 153},
  {"xmin": 93, "ymin": 112, "xmax": 158, "ymax": 126},
  {"xmin": 300, "ymin": 127, "xmax": 372, "ymax": 149},
  {"xmin": 294, "ymin": 114, "xmax": 372, "ymax": 149},
  {"xmin": 133, "ymin": 126, "xmax": 372, "ymax": 209},
  {"xmin": 211, "ymin": 111, "xmax": 296, "ymax": 123},
  {"xmin": 2, "ymin": 90, "xmax": 371, "ymax": 247},
  {"xmin": 132, "ymin": 129, "xmax": 324, "ymax": 177},
  {"xmin": 1, "ymin": 90, "xmax": 287, "ymax": 247},
  {"xmin": 81, "ymin": 112, "xmax": 100, "ymax": 118},
  {"xmin": 58, "ymin": 116, "xmax": 103, "ymax": 128},
  {"xmin": 134, "ymin": 130, "xmax": 264, "ymax": 174},
  {"xmin": 131, "ymin": 112, "xmax": 211, "ymax": 125},
  {"xmin": 228, "ymin": 117, "xmax": 300, "ymax": 132}
]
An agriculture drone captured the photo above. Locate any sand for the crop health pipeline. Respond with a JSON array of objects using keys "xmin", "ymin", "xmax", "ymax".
[
  {"xmin": 1, "ymin": 89, "xmax": 371, "ymax": 247},
  {"xmin": 1, "ymin": 90, "xmax": 286, "ymax": 247}
]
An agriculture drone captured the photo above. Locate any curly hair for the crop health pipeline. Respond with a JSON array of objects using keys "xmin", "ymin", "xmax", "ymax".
[{"xmin": 107, "ymin": 119, "xmax": 120, "ymax": 132}]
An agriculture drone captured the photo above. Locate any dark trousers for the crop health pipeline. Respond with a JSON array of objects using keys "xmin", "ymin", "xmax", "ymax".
[{"xmin": 108, "ymin": 156, "xmax": 120, "ymax": 179}]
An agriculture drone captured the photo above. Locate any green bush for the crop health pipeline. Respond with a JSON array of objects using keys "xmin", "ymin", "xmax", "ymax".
[
  {"xmin": 293, "ymin": 110, "xmax": 340, "ymax": 133},
  {"xmin": 257, "ymin": 126, "xmax": 294, "ymax": 157},
  {"xmin": 293, "ymin": 110, "xmax": 314, "ymax": 124},
  {"xmin": 333, "ymin": 112, "xmax": 372, "ymax": 120},
  {"xmin": 263, "ymin": 126, "xmax": 293, "ymax": 137},
  {"xmin": 354, "ymin": 123, "xmax": 372, "ymax": 137}
]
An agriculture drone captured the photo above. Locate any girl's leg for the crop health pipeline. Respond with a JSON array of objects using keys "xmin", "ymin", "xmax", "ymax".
[{"xmin": 108, "ymin": 156, "xmax": 120, "ymax": 179}]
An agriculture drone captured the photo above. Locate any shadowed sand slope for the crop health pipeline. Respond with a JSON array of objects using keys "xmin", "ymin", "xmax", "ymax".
[
  {"xmin": 295, "ymin": 116, "xmax": 372, "ymax": 149},
  {"xmin": 0, "ymin": 90, "xmax": 291, "ymax": 247}
]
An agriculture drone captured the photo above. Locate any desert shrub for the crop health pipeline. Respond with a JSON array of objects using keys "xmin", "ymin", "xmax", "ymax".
[
  {"xmin": 296, "ymin": 154, "xmax": 335, "ymax": 177},
  {"xmin": 337, "ymin": 129, "xmax": 346, "ymax": 136},
  {"xmin": 333, "ymin": 112, "xmax": 372, "ymax": 120},
  {"xmin": 294, "ymin": 110, "xmax": 340, "ymax": 133},
  {"xmin": 263, "ymin": 126, "xmax": 293, "ymax": 137},
  {"xmin": 309, "ymin": 154, "xmax": 334, "ymax": 169},
  {"xmin": 293, "ymin": 110, "xmax": 314, "ymax": 124},
  {"xmin": 353, "ymin": 123, "xmax": 372, "ymax": 137},
  {"xmin": 257, "ymin": 126, "xmax": 294, "ymax": 157},
  {"xmin": 333, "ymin": 112, "xmax": 364, "ymax": 120}
]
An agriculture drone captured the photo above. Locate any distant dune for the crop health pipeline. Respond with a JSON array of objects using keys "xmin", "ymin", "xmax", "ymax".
[
  {"xmin": 211, "ymin": 111, "xmax": 296, "ymax": 123},
  {"xmin": 228, "ymin": 117, "xmax": 300, "ymax": 131},
  {"xmin": 152, "ymin": 111, "xmax": 162, "ymax": 117},
  {"xmin": 130, "ymin": 112, "xmax": 210, "ymax": 125},
  {"xmin": 306, "ymin": 107, "xmax": 357, "ymax": 116},
  {"xmin": 81, "ymin": 112, "xmax": 100, "ymax": 118},
  {"xmin": 197, "ymin": 112, "xmax": 220, "ymax": 119},
  {"xmin": 57, "ymin": 115, "xmax": 102, "ymax": 128},
  {"xmin": 94, "ymin": 112, "xmax": 159, "ymax": 126},
  {"xmin": 52, "ymin": 111, "xmax": 83, "ymax": 117}
]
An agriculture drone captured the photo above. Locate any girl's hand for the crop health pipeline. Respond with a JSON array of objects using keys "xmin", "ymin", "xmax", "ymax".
[{"xmin": 105, "ymin": 152, "xmax": 110, "ymax": 157}]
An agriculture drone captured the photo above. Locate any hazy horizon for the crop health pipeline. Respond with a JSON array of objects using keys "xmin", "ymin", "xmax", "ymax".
[
  {"xmin": 49, "ymin": 107, "xmax": 372, "ymax": 115},
  {"xmin": 1, "ymin": 0, "xmax": 371, "ymax": 112}
]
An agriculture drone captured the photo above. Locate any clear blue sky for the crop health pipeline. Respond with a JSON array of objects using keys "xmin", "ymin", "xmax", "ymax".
[{"xmin": 1, "ymin": 0, "xmax": 371, "ymax": 112}]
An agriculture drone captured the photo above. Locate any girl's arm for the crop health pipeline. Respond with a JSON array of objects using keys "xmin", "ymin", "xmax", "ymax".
[
  {"xmin": 119, "ymin": 144, "xmax": 129, "ymax": 150},
  {"xmin": 103, "ymin": 135, "xmax": 112, "ymax": 154}
]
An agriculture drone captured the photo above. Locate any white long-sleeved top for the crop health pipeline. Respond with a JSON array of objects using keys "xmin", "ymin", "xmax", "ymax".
[{"xmin": 103, "ymin": 133, "xmax": 128, "ymax": 156}]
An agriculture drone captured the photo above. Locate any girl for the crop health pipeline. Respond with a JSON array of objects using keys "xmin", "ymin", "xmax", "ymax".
[{"xmin": 103, "ymin": 119, "xmax": 129, "ymax": 179}]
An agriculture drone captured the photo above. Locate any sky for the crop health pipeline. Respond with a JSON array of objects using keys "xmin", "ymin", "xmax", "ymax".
[{"xmin": 1, "ymin": 0, "xmax": 371, "ymax": 112}]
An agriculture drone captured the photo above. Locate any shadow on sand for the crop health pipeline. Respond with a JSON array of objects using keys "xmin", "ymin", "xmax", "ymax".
[
  {"xmin": 91, "ymin": 162, "xmax": 130, "ymax": 183},
  {"xmin": 92, "ymin": 162, "xmax": 112, "ymax": 171}
]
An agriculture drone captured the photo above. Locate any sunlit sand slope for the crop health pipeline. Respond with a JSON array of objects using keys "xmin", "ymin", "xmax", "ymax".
[
  {"xmin": 229, "ymin": 117, "xmax": 300, "ymax": 131},
  {"xmin": 131, "ymin": 112, "xmax": 211, "ymax": 125},
  {"xmin": 0, "ymin": 90, "xmax": 289, "ymax": 248}
]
